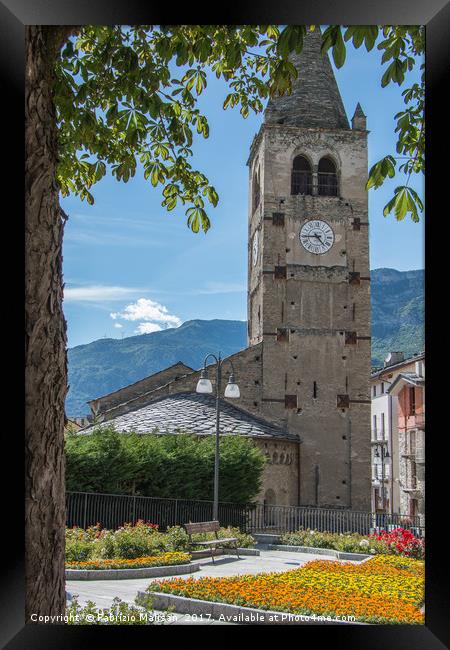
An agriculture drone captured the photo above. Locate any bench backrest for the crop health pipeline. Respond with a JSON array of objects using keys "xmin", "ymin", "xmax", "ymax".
[{"xmin": 184, "ymin": 520, "xmax": 220, "ymax": 535}]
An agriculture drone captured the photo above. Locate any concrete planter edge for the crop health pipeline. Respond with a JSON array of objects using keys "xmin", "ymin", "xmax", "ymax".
[
  {"xmin": 138, "ymin": 591, "xmax": 367, "ymax": 625},
  {"xmin": 65, "ymin": 561, "xmax": 200, "ymax": 581},
  {"xmin": 266, "ymin": 544, "xmax": 371, "ymax": 561}
]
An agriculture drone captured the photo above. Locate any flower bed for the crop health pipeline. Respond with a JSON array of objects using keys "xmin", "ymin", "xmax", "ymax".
[
  {"xmin": 66, "ymin": 551, "xmax": 191, "ymax": 571},
  {"xmin": 280, "ymin": 527, "xmax": 424, "ymax": 559},
  {"xmin": 370, "ymin": 528, "xmax": 425, "ymax": 559},
  {"xmin": 66, "ymin": 521, "xmax": 255, "ymax": 563},
  {"xmin": 147, "ymin": 555, "xmax": 424, "ymax": 624}
]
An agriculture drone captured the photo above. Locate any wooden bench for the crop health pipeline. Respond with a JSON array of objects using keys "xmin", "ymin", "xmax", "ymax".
[{"xmin": 184, "ymin": 521, "xmax": 240, "ymax": 564}]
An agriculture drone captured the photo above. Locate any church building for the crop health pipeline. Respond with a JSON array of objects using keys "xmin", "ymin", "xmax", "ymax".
[{"xmin": 83, "ymin": 29, "xmax": 372, "ymax": 511}]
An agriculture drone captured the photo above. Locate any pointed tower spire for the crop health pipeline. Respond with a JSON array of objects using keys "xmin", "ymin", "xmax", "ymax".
[
  {"xmin": 264, "ymin": 27, "xmax": 349, "ymax": 130},
  {"xmin": 351, "ymin": 102, "xmax": 367, "ymax": 130}
]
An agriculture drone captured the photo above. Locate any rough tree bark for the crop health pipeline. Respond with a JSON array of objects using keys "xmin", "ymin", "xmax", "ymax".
[{"xmin": 25, "ymin": 26, "xmax": 73, "ymax": 621}]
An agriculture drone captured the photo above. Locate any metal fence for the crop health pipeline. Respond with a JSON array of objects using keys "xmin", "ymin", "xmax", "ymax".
[
  {"xmin": 66, "ymin": 492, "xmax": 425, "ymax": 538},
  {"xmin": 66, "ymin": 492, "xmax": 247, "ymax": 531},
  {"xmin": 247, "ymin": 503, "xmax": 425, "ymax": 538}
]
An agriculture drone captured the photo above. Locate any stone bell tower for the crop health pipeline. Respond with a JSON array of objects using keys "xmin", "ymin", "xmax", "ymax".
[{"xmin": 247, "ymin": 28, "xmax": 371, "ymax": 510}]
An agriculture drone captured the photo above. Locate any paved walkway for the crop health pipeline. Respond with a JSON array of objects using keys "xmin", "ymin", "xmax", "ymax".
[{"xmin": 66, "ymin": 549, "xmax": 358, "ymax": 625}]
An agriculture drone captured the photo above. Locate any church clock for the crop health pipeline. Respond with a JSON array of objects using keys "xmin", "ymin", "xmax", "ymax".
[
  {"xmin": 252, "ymin": 231, "xmax": 259, "ymax": 266},
  {"xmin": 299, "ymin": 219, "xmax": 334, "ymax": 254}
]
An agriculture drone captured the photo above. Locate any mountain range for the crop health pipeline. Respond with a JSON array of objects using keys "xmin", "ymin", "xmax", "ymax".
[{"xmin": 66, "ymin": 268, "xmax": 424, "ymax": 416}]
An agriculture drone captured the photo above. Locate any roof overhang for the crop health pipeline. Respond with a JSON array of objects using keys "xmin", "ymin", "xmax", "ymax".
[{"xmin": 387, "ymin": 374, "xmax": 425, "ymax": 396}]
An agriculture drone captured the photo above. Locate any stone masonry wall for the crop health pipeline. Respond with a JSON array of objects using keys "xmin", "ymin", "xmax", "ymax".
[
  {"xmin": 247, "ymin": 123, "xmax": 371, "ymax": 510},
  {"xmin": 89, "ymin": 362, "xmax": 193, "ymax": 416},
  {"xmin": 101, "ymin": 345, "xmax": 265, "ymax": 422}
]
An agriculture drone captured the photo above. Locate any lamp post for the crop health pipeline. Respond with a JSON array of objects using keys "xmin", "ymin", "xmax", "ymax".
[
  {"xmin": 373, "ymin": 440, "xmax": 391, "ymax": 513},
  {"xmin": 196, "ymin": 353, "xmax": 240, "ymax": 521}
]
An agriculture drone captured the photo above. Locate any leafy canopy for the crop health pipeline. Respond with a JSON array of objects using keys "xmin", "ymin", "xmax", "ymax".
[
  {"xmin": 320, "ymin": 25, "xmax": 424, "ymax": 222},
  {"xmin": 55, "ymin": 25, "xmax": 424, "ymax": 229}
]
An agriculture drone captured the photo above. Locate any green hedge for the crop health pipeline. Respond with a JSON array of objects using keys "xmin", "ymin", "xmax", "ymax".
[{"xmin": 66, "ymin": 427, "xmax": 265, "ymax": 503}]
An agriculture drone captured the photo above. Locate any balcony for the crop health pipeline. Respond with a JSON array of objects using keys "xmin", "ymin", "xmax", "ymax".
[
  {"xmin": 404, "ymin": 412, "xmax": 425, "ymax": 431},
  {"xmin": 414, "ymin": 412, "xmax": 425, "ymax": 429}
]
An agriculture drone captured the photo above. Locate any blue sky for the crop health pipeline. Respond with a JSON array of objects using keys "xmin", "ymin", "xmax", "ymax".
[{"xmin": 62, "ymin": 32, "xmax": 424, "ymax": 348}]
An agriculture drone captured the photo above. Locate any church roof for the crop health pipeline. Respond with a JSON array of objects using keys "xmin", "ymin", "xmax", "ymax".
[
  {"xmin": 264, "ymin": 27, "xmax": 350, "ymax": 130},
  {"xmin": 80, "ymin": 391, "xmax": 298, "ymax": 441}
]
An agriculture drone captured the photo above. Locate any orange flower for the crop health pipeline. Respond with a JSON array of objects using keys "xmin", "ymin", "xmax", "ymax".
[{"xmin": 147, "ymin": 556, "xmax": 424, "ymax": 624}]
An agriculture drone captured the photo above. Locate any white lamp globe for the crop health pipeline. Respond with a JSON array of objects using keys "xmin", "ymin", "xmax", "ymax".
[
  {"xmin": 196, "ymin": 369, "xmax": 213, "ymax": 394},
  {"xmin": 224, "ymin": 375, "xmax": 240, "ymax": 399}
]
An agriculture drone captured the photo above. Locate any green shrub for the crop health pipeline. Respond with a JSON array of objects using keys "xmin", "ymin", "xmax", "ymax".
[
  {"xmin": 67, "ymin": 595, "xmax": 156, "ymax": 625},
  {"xmin": 93, "ymin": 530, "xmax": 116, "ymax": 559},
  {"xmin": 66, "ymin": 540, "xmax": 93, "ymax": 562},
  {"xmin": 280, "ymin": 529, "xmax": 389, "ymax": 555},
  {"xmin": 108, "ymin": 526, "xmax": 165, "ymax": 559},
  {"xmin": 66, "ymin": 428, "xmax": 265, "ymax": 503},
  {"xmin": 164, "ymin": 526, "xmax": 190, "ymax": 551}
]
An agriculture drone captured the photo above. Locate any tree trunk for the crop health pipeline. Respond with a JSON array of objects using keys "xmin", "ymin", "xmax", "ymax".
[{"xmin": 25, "ymin": 26, "xmax": 68, "ymax": 621}]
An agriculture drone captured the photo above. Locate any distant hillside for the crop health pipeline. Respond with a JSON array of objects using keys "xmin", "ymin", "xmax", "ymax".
[
  {"xmin": 66, "ymin": 268, "xmax": 424, "ymax": 416},
  {"xmin": 370, "ymin": 268, "xmax": 424, "ymax": 367},
  {"xmin": 66, "ymin": 319, "xmax": 247, "ymax": 416}
]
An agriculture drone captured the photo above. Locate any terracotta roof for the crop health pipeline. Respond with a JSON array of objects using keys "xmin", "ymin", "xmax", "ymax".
[{"xmin": 81, "ymin": 392, "xmax": 298, "ymax": 441}]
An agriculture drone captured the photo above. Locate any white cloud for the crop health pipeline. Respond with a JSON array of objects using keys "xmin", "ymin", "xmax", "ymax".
[
  {"xmin": 110, "ymin": 298, "xmax": 182, "ymax": 327},
  {"xmin": 113, "ymin": 323, "xmax": 123, "ymax": 329},
  {"xmin": 64, "ymin": 285, "xmax": 144, "ymax": 302},
  {"xmin": 135, "ymin": 323, "xmax": 163, "ymax": 335}
]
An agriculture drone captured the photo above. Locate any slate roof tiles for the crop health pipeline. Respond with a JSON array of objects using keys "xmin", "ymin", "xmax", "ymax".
[{"xmin": 81, "ymin": 392, "xmax": 298, "ymax": 441}]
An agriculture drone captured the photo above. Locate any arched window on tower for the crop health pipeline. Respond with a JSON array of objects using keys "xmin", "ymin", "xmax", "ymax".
[
  {"xmin": 291, "ymin": 155, "xmax": 312, "ymax": 195},
  {"xmin": 252, "ymin": 168, "xmax": 260, "ymax": 213},
  {"xmin": 318, "ymin": 157, "xmax": 338, "ymax": 196}
]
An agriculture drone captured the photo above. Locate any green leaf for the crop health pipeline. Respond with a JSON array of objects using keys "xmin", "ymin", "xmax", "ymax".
[
  {"xmin": 366, "ymin": 156, "xmax": 397, "ymax": 190},
  {"xmin": 383, "ymin": 186, "xmax": 423, "ymax": 222},
  {"xmin": 277, "ymin": 25, "xmax": 305, "ymax": 58},
  {"xmin": 332, "ymin": 28, "xmax": 346, "ymax": 68}
]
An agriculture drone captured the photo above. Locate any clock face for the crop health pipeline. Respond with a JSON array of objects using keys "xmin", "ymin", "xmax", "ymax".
[
  {"xmin": 252, "ymin": 231, "xmax": 259, "ymax": 266},
  {"xmin": 299, "ymin": 220, "xmax": 334, "ymax": 254}
]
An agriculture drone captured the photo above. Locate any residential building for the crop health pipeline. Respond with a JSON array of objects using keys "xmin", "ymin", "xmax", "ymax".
[{"xmin": 370, "ymin": 351, "xmax": 425, "ymax": 520}]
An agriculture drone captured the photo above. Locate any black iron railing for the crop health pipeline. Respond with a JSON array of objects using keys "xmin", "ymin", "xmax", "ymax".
[
  {"xmin": 66, "ymin": 492, "xmax": 248, "ymax": 531},
  {"xmin": 66, "ymin": 492, "xmax": 425, "ymax": 538}
]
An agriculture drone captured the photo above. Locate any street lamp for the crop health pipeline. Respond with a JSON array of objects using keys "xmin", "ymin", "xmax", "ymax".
[
  {"xmin": 373, "ymin": 441, "xmax": 390, "ymax": 512},
  {"xmin": 195, "ymin": 353, "xmax": 240, "ymax": 521}
]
